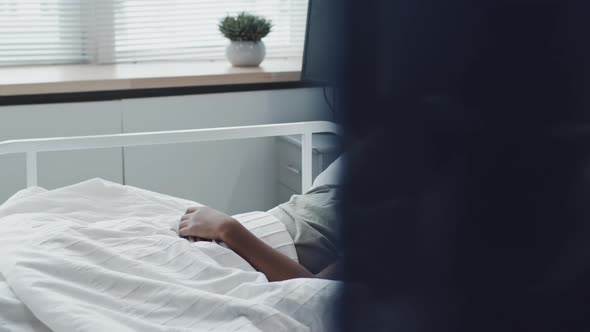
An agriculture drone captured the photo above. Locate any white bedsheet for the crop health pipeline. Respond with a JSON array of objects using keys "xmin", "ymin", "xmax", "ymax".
[{"xmin": 0, "ymin": 179, "xmax": 339, "ymax": 332}]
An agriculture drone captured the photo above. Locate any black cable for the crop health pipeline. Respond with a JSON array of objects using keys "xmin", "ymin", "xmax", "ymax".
[
  {"xmin": 322, "ymin": 86, "xmax": 336, "ymax": 119},
  {"xmin": 332, "ymin": 86, "xmax": 337, "ymax": 121}
]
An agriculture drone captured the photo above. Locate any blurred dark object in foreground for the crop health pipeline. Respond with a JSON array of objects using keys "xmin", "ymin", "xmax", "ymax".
[{"xmin": 337, "ymin": 0, "xmax": 590, "ymax": 331}]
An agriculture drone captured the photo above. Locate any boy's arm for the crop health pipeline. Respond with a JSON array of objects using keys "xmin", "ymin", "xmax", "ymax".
[
  {"xmin": 180, "ymin": 206, "xmax": 325, "ymax": 282},
  {"xmin": 219, "ymin": 221, "xmax": 316, "ymax": 281}
]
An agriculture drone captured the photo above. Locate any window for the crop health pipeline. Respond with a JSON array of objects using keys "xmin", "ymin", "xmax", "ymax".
[
  {"xmin": 0, "ymin": 0, "xmax": 308, "ymax": 66},
  {"xmin": 0, "ymin": 0, "xmax": 88, "ymax": 65}
]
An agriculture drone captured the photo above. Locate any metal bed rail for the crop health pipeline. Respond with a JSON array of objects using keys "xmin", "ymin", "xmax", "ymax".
[{"xmin": 0, "ymin": 121, "xmax": 341, "ymax": 193}]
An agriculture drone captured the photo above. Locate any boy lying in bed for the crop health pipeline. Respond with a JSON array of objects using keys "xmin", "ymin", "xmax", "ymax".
[{"xmin": 179, "ymin": 158, "xmax": 344, "ymax": 282}]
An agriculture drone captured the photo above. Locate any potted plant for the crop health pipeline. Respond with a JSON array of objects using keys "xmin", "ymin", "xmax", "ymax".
[{"xmin": 219, "ymin": 12, "xmax": 272, "ymax": 67}]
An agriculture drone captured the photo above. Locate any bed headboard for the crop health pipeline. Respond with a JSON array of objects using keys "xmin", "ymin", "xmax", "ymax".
[{"xmin": 0, "ymin": 121, "xmax": 341, "ymax": 193}]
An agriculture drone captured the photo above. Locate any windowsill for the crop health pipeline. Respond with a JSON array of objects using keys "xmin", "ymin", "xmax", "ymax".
[{"xmin": 0, "ymin": 57, "xmax": 302, "ymax": 96}]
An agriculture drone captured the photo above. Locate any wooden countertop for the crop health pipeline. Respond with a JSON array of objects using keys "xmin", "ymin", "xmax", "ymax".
[{"xmin": 0, "ymin": 58, "xmax": 302, "ymax": 96}]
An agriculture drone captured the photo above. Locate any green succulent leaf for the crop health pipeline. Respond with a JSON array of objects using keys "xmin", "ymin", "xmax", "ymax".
[{"xmin": 219, "ymin": 12, "xmax": 272, "ymax": 42}]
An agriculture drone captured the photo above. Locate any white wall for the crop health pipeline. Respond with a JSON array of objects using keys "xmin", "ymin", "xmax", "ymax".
[
  {"xmin": 0, "ymin": 88, "xmax": 331, "ymax": 214},
  {"xmin": 0, "ymin": 101, "xmax": 124, "ymax": 204}
]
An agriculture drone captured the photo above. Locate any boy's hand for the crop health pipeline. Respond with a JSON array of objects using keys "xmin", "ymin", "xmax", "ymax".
[
  {"xmin": 179, "ymin": 207, "xmax": 317, "ymax": 281},
  {"xmin": 179, "ymin": 206, "xmax": 240, "ymax": 242}
]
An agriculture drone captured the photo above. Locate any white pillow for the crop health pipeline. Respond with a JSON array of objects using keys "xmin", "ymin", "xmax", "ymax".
[
  {"xmin": 2, "ymin": 186, "xmax": 48, "ymax": 206},
  {"xmin": 309, "ymin": 153, "xmax": 345, "ymax": 191}
]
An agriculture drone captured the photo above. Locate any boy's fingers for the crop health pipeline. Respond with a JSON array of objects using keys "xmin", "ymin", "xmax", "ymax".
[
  {"xmin": 179, "ymin": 227, "xmax": 191, "ymax": 237},
  {"xmin": 186, "ymin": 207, "xmax": 199, "ymax": 214}
]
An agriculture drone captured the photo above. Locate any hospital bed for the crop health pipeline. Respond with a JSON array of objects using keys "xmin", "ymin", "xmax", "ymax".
[
  {"xmin": 0, "ymin": 121, "xmax": 342, "ymax": 332},
  {"xmin": 0, "ymin": 121, "xmax": 340, "ymax": 193}
]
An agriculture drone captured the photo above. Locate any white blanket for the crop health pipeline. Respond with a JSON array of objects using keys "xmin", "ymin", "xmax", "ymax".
[{"xmin": 0, "ymin": 179, "xmax": 339, "ymax": 332}]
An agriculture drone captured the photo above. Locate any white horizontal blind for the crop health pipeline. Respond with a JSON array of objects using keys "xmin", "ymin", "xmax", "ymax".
[
  {"xmin": 0, "ymin": 0, "xmax": 89, "ymax": 66},
  {"xmin": 95, "ymin": 0, "xmax": 309, "ymax": 64},
  {"xmin": 0, "ymin": 0, "xmax": 307, "ymax": 66}
]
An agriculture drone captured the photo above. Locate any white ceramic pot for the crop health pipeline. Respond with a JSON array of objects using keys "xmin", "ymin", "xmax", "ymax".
[{"xmin": 226, "ymin": 41, "xmax": 266, "ymax": 67}]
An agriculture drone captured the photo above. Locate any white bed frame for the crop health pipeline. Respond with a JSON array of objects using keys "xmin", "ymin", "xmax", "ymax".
[{"xmin": 0, "ymin": 121, "xmax": 340, "ymax": 194}]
